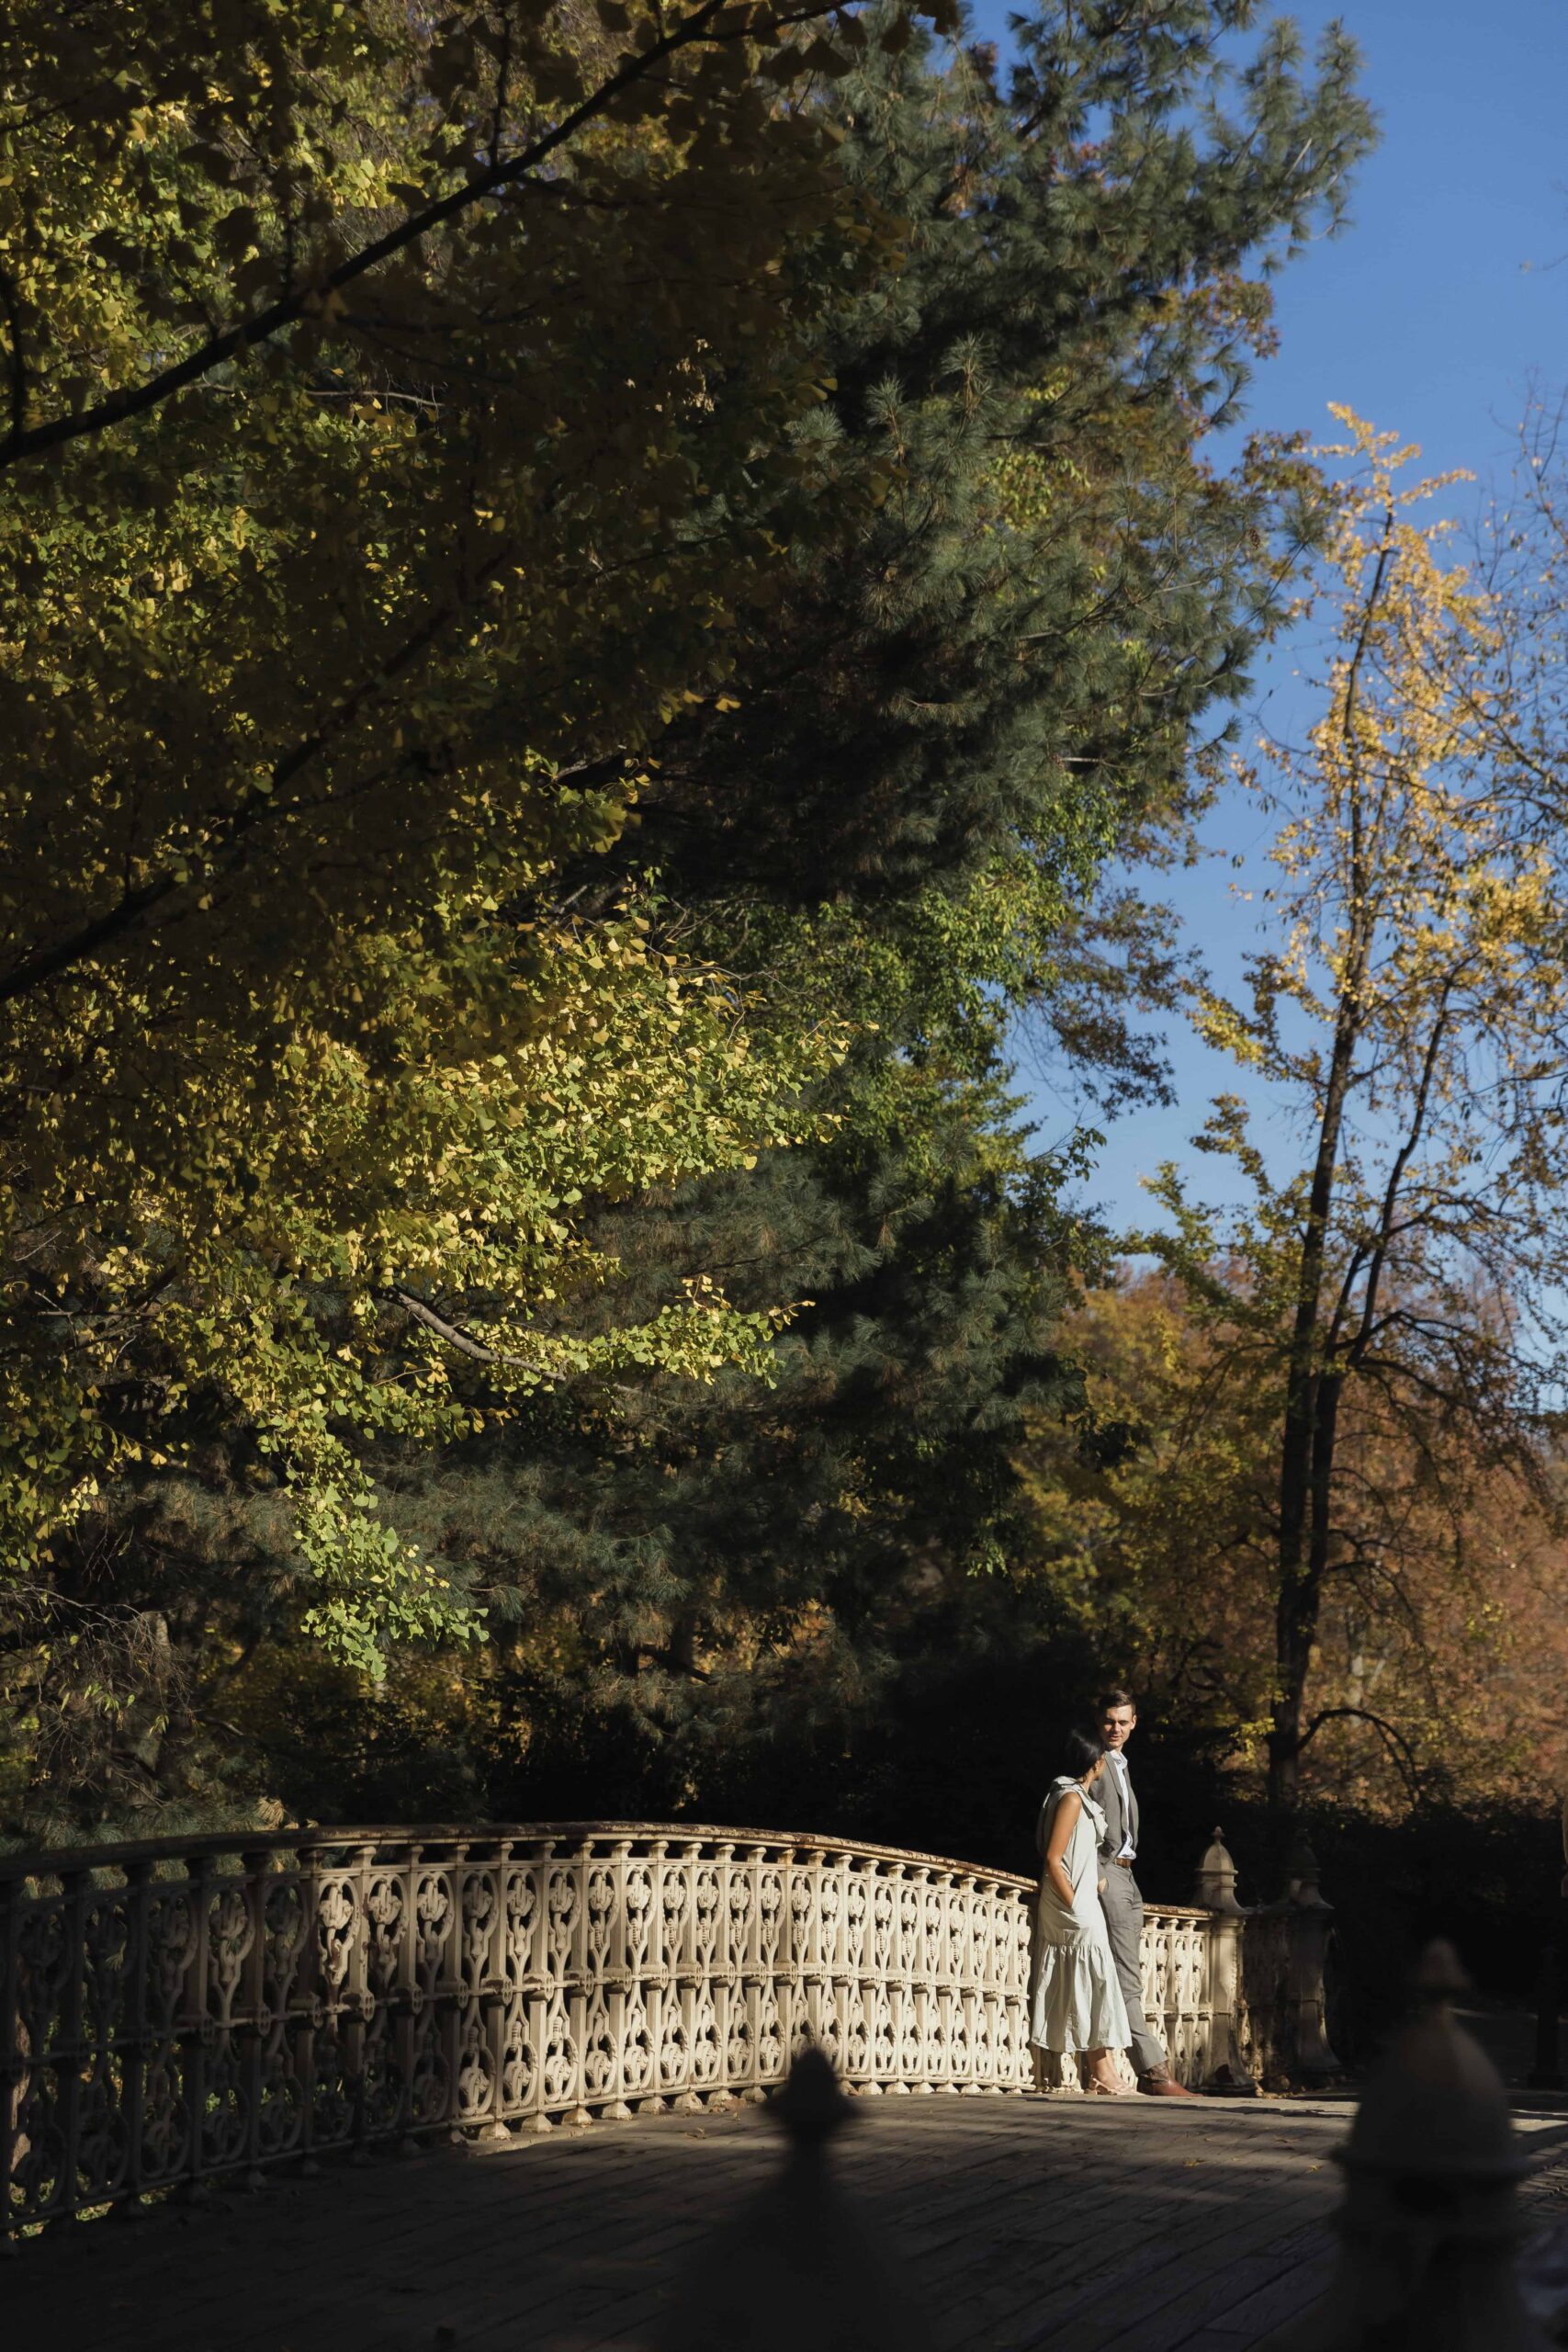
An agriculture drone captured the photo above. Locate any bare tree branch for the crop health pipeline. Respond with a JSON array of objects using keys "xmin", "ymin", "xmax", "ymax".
[{"xmin": 381, "ymin": 1286, "xmax": 547, "ymax": 1376}]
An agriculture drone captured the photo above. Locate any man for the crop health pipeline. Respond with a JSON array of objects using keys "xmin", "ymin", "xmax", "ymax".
[{"xmin": 1094, "ymin": 1688, "xmax": 1196, "ymax": 2098}]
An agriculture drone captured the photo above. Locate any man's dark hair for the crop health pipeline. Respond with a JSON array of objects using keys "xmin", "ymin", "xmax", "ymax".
[
  {"xmin": 1098, "ymin": 1687, "xmax": 1138, "ymax": 1714},
  {"xmin": 1057, "ymin": 1726, "xmax": 1106, "ymax": 1781}
]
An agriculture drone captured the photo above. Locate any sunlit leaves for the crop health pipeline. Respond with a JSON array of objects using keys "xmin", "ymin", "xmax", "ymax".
[
  {"xmin": 1137, "ymin": 409, "xmax": 1568, "ymax": 1799},
  {"xmin": 0, "ymin": 0, "xmax": 935, "ymax": 1663}
]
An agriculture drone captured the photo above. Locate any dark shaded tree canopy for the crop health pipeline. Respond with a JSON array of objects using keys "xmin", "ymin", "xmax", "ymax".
[{"xmin": 0, "ymin": 0, "xmax": 1379, "ymax": 1847}]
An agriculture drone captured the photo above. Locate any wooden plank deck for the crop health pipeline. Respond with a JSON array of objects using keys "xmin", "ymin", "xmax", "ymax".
[{"xmin": 10, "ymin": 2094, "xmax": 1568, "ymax": 2352}]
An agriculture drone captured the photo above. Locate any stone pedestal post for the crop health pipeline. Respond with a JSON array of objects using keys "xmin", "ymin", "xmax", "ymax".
[
  {"xmin": 1264, "ymin": 1943, "xmax": 1553, "ymax": 2351},
  {"xmin": 1283, "ymin": 1834, "xmax": 1340, "ymax": 2081},
  {"xmin": 1192, "ymin": 1828, "xmax": 1257, "ymax": 2093}
]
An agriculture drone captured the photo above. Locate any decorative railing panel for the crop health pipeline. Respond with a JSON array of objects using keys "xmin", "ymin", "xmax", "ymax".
[{"xmin": 2, "ymin": 1819, "xmax": 1331, "ymax": 2233}]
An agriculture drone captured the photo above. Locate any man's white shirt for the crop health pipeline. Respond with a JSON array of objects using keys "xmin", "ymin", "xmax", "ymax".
[{"xmin": 1108, "ymin": 1748, "xmax": 1135, "ymax": 1860}]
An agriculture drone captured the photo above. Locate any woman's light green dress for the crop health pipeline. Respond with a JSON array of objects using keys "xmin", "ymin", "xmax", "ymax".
[{"xmin": 1029, "ymin": 1775, "xmax": 1133, "ymax": 2055}]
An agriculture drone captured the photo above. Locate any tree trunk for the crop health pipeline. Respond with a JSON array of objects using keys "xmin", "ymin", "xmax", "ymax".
[
  {"xmin": 1265, "ymin": 528, "xmax": 1387, "ymax": 1809},
  {"xmin": 1269, "ymin": 1006, "xmax": 1359, "ymax": 1811},
  {"xmin": 1268, "ymin": 1369, "xmax": 1345, "ymax": 1809}
]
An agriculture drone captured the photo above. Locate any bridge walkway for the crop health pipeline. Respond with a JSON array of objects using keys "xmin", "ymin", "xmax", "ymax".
[{"xmin": 11, "ymin": 2093, "xmax": 1568, "ymax": 2352}]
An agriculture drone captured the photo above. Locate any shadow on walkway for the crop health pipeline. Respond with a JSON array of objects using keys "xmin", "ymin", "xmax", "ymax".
[{"xmin": 9, "ymin": 2093, "xmax": 1568, "ymax": 2352}]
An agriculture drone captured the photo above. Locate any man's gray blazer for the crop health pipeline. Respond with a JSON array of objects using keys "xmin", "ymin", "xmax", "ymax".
[
  {"xmin": 1095, "ymin": 1754, "xmax": 1139, "ymax": 1867},
  {"xmin": 1093, "ymin": 1754, "xmax": 1166, "ymax": 2077}
]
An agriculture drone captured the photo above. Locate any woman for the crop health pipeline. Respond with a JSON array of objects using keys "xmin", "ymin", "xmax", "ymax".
[{"xmin": 1030, "ymin": 1726, "xmax": 1133, "ymax": 2094}]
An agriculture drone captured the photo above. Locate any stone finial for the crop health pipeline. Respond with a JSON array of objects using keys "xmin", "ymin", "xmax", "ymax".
[
  {"xmin": 1415, "ymin": 1937, "xmax": 1470, "ymax": 2006},
  {"xmin": 1262, "ymin": 1940, "xmax": 1551, "ymax": 2351},
  {"xmin": 1344, "ymin": 1939, "xmax": 1520, "ymax": 2186},
  {"xmin": 1285, "ymin": 1831, "xmax": 1329, "ymax": 1909},
  {"xmin": 1194, "ymin": 1826, "xmax": 1244, "ymax": 1914}
]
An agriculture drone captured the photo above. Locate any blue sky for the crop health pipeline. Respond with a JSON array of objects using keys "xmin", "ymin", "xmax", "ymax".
[{"xmin": 967, "ymin": 0, "xmax": 1568, "ymax": 1233}]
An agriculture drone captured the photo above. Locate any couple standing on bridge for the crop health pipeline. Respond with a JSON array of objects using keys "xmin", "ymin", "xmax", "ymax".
[{"xmin": 1030, "ymin": 1689, "xmax": 1196, "ymax": 2098}]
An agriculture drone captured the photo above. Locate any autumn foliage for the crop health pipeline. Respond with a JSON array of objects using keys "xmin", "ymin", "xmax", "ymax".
[
  {"xmin": 1021, "ymin": 1270, "xmax": 1568, "ymax": 1816},
  {"xmin": 38, "ymin": 6, "xmax": 1568, "ymax": 1872}
]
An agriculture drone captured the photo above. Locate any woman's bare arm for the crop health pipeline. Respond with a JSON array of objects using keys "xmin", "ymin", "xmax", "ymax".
[{"xmin": 1043, "ymin": 1788, "xmax": 1081, "ymax": 1911}]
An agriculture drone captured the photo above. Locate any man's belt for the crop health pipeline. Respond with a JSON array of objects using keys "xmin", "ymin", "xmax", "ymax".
[{"xmin": 1112, "ymin": 1856, "xmax": 1135, "ymax": 1868}]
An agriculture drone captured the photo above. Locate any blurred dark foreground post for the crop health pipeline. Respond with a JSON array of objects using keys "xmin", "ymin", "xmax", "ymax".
[{"xmin": 1264, "ymin": 1941, "xmax": 1557, "ymax": 2351}]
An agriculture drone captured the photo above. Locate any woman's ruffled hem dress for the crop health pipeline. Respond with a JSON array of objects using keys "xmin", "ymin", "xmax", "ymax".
[
  {"xmin": 1028, "ymin": 1775, "xmax": 1133, "ymax": 2055},
  {"xmin": 1030, "ymin": 1934, "xmax": 1130, "ymax": 2054}
]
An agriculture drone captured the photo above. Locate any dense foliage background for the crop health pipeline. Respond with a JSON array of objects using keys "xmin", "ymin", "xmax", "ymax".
[{"xmin": 5, "ymin": 0, "xmax": 1566, "ymax": 2012}]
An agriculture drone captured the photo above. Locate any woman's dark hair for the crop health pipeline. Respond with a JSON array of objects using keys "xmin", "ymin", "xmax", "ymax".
[{"xmin": 1057, "ymin": 1726, "xmax": 1106, "ymax": 1781}]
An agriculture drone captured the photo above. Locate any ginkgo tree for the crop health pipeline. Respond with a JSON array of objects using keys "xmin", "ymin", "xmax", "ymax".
[
  {"xmin": 0, "ymin": 0, "xmax": 951, "ymax": 1668},
  {"xmin": 1145, "ymin": 412, "xmax": 1568, "ymax": 1807}
]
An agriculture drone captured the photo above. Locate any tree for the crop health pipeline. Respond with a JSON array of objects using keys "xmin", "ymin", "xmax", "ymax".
[
  {"xmin": 501, "ymin": 1, "xmax": 1374, "ymax": 1779},
  {"xmin": 199, "ymin": 5, "xmax": 1377, "ymax": 1835},
  {"xmin": 1017, "ymin": 1269, "xmax": 1568, "ymax": 1815},
  {"xmin": 1147, "ymin": 412, "xmax": 1568, "ymax": 1808},
  {"xmin": 0, "ymin": 0, "xmax": 952, "ymax": 1683},
  {"xmin": 626, "ymin": 0, "xmax": 1371, "ymax": 910},
  {"xmin": 0, "ymin": 3, "xmax": 1380, "ymax": 1839}
]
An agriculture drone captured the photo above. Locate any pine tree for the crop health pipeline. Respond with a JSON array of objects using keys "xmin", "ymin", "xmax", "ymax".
[{"xmin": 233, "ymin": 3, "xmax": 1377, "ymax": 1836}]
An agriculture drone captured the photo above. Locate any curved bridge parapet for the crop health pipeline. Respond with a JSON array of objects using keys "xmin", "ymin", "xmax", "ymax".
[{"xmin": 0, "ymin": 1820, "xmax": 1334, "ymax": 2233}]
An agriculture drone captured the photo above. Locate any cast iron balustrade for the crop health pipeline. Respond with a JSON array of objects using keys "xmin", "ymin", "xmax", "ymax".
[{"xmin": 1, "ymin": 1819, "xmax": 1332, "ymax": 2233}]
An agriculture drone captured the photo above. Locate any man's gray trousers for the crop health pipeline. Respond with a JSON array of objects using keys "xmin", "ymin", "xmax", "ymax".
[{"xmin": 1099, "ymin": 1865, "xmax": 1167, "ymax": 2077}]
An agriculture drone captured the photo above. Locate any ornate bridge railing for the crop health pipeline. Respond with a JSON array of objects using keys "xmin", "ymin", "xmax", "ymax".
[{"xmin": 1, "ymin": 1820, "xmax": 1334, "ymax": 2233}]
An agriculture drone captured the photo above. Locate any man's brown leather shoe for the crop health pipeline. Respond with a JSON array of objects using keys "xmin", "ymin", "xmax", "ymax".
[{"xmin": 1138, "ymin": 2069, "xmax": 1199, "ymax": 2097}]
